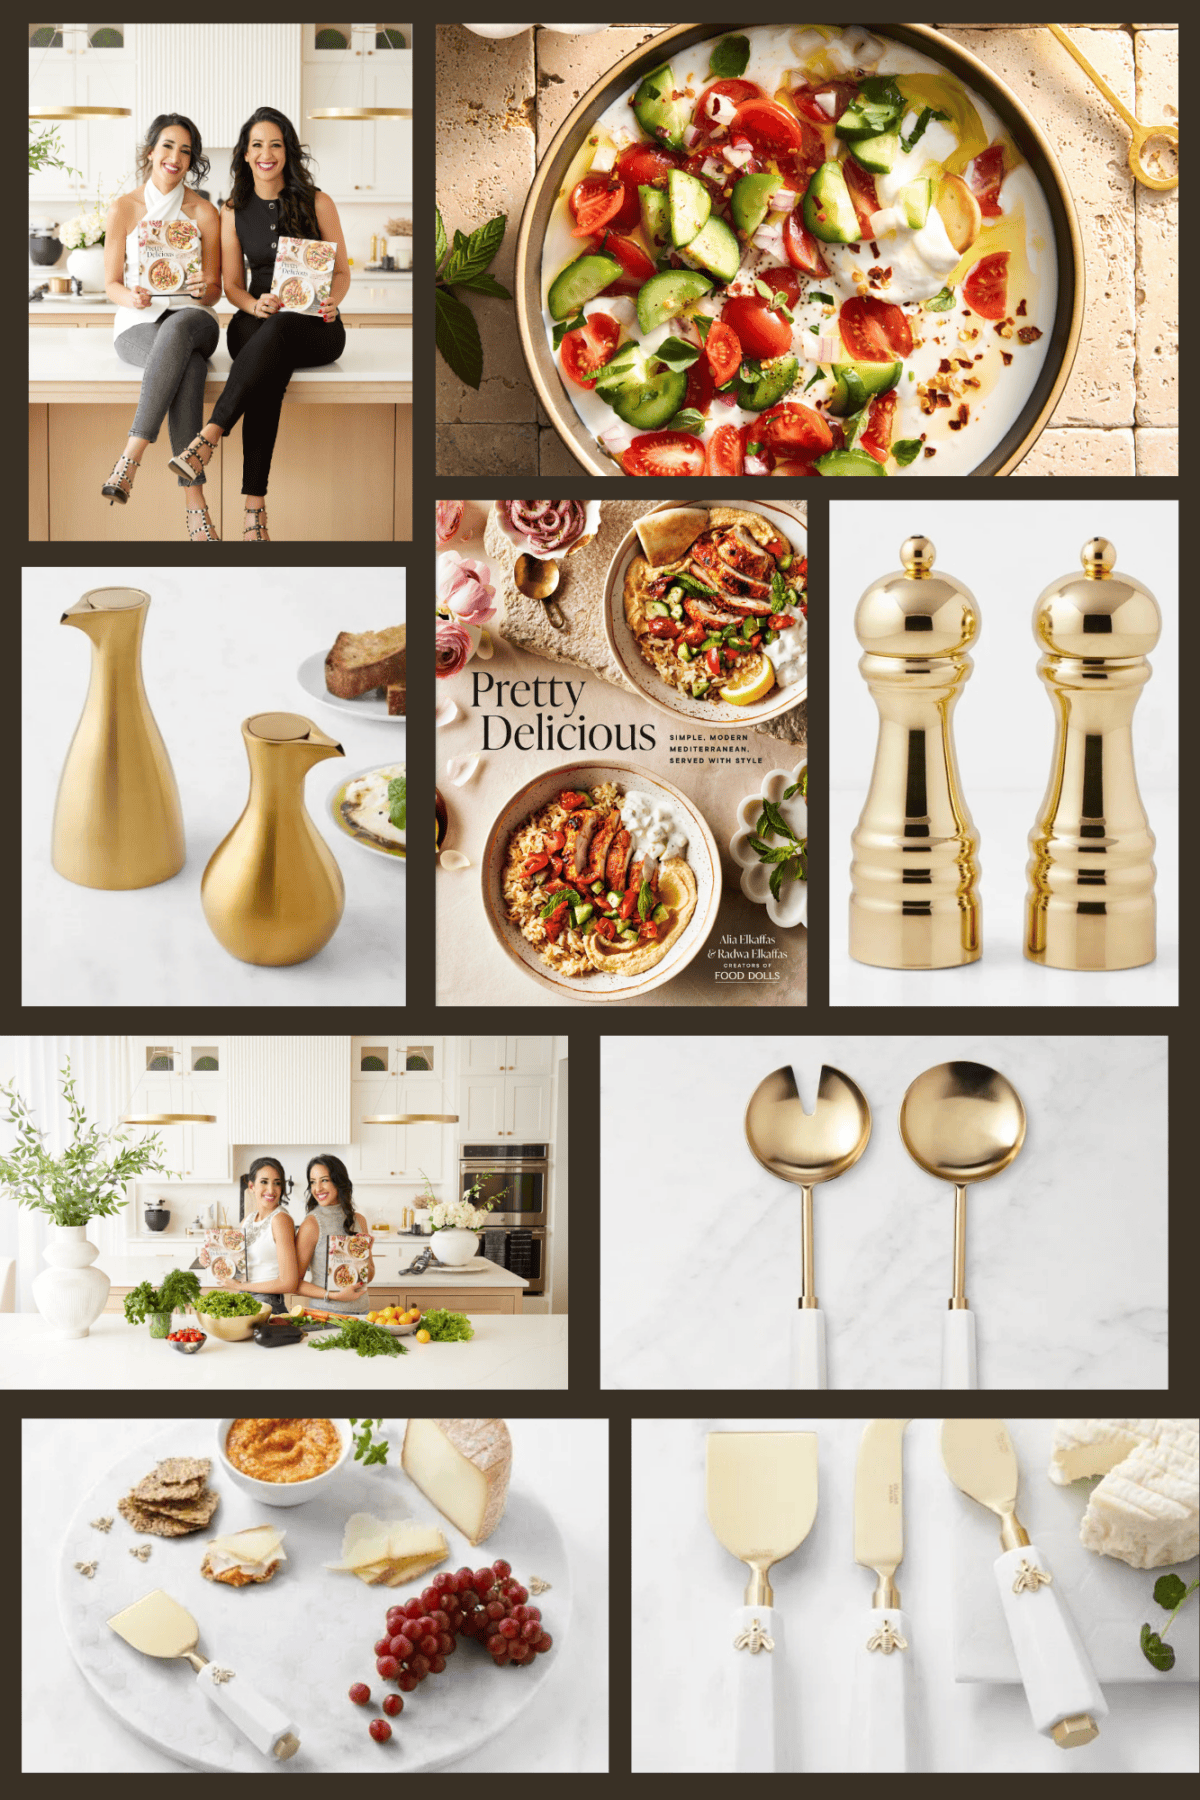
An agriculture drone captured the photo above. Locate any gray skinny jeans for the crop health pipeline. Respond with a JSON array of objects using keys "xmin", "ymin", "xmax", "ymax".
[{"xmin": 115, "ymin": 307, "xmax": 220, "ymax": 486}]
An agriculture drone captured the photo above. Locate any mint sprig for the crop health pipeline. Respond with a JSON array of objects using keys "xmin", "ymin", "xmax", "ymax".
[
  {"xmin": 349, "ymin": 1417, "xmax": 390, "ymax": 1466},
  {"xmin": 435, "ymin": 207, "xmax": 511, "ymax": 389}
]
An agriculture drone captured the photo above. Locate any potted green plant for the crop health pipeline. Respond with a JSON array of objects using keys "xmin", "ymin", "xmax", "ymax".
[
  {"xmin": 123, "ymin": 1268, "xmax": 202, "ymax": 1338},
  {"xmin": 0, "ymin": 1060, "xmax": 174, "ymax": 1338}
]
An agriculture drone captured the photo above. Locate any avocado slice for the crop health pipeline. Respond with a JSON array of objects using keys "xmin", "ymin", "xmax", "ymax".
[
  {"xmin": 813, "ymin": 447, "xmax": 889, "ymax": 477},
  {"xmin": 730, "ymin": 171, "xmax": 778, "ymax": 238},
  {"xmin": 897, "ymin": 177, "xmax": 934, "ymax": 230},
  {"xmin": 547, "ymin": 252, "xmax": 622, "ymax": 321},
  {"xmin": 827, "ymin": 358, "xmax": 902, "ymax": 417},
  {"xmin": 632, "ymin": 62, "xmax": 691, "ymax": 151},
  {"xmin": 851, "ymin": 129, "xmax": 899, "ymax": 175},
  {"xmin": 681, "ymin": 215, "xmax": 740, "ymax": 284},
  {"xmin": 737, "ymin": 354, "xmax": 800, "ymax": 413},
  {"xmin": 638, "ymin": 183, "xmax": 670, "ymax": 254},
  {"xmin": 802, "ymin": 161, "xmax": 860, "ymax": 245},
  {"xmin": 668, "ymin": 168, "xmax": 711, "ymax": 249},
  {"xmin": 636, "ymin": 268, "xmax": 713, "ymax": 335}
]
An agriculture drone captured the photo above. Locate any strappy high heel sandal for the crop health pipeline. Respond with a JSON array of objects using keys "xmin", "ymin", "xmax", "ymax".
[
  {"xmin": 101, "ymin": 453, "xmax": 139, "ymax": 505},
  {"xmin": 185, "ymin": 505, "xmax": 220, "ymax": 542},
  {"xmin": 167, "ymin": 433, "xmax": 216, "ymax": 482},
  {"xmin": 243, "ymin": 505, "xmax": 270, "ymax": 542}
]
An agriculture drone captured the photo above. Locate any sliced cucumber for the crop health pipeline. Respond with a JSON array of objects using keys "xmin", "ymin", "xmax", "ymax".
[
  {"xmin": 636, "ymin": 268, "xmax": 713, "ymax": 334},
  {"xmin": 638, "ymin": 183, "xmax": 670, "ymax": 254},
  {"xmin": 592, "ymin": 340, "xmax": 645, "ymax": 397},
  {"xmin": 827, "ymin": 358, "xmax": 902, "ymax": 417},
  {"xmin": 730, "ymin": 171, "xmax": 778, "ymax": 238},
  {"xmin": 632, "ymin": 63, "xmax": 690, "ymax": 150},
  {"xmin": 737, "ymin": 354, "xmax": 800, "ymax": 413},
  {"xmin": 681, "ymin": 215, "xmax": 740, "ymax": 283},
  {"xmin": 850, "ymin": 129, "xmax": 899, "ymax": 175},
  {"xmin": 802, "ymin": 161, "xmax": 860, "ymax": 244},
  {"xmin": 898, "ymin": 177, "xmax": 934, "ymax": 230},
  {"xmin": 547, "ymin": 252, "xmax": 622, "ymax": 321},
  {"xmin": 651, "ymin": 903, "xmax": 670, "ymax": 924},
  {"xmin": 813, "ymin": 448, "xmax": 889, "ymax": 478},
  {"xmin": 573, "ymin": 903, "xmax": 594, "ymax": 927},
  {"xmin": 611, "ymin": 364, "xmax": 688, "ymax": 430},
  {"xmin": 668, "ymin": 168, "xmax": 711, "ymax": 248}
]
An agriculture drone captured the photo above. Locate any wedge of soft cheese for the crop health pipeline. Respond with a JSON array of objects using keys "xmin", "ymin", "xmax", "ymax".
[
  {"xmin": 401, "ymin": 1418, "xmax": 512, "ymax": 1545},
  {"xmin": 1048, "ymin": 1419, "xmax": 1199, "ymax": 1569}
]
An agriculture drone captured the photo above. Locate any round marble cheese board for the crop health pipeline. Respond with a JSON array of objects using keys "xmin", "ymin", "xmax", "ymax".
[{"xmin": 58, "ymin": 1419, "xmax": 571, "ymax": 1771}]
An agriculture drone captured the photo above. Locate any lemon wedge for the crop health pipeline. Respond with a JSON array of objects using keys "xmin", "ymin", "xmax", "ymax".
[{"xmin": 720, "ymin": 654, "xmax": 775, "ymax": 707}]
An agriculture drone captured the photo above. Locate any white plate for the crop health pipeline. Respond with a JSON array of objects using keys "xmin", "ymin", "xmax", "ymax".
[
  {"xmin": 952, "ymin": 1418, "xmax": 1198, "ymax": 1684},
  {"xmin": 327, "ymin": 763, "xmax": 406, "ymax": 862},
  {"xmin": 603, "ymin": 503, "xmax": 807, "ymax": 728},
  {"xmin": 482, "ymin": 760, "xmax": 722, "ymax": 1002},
  {"xmin": 296, "ymin": 650, "xmax": 406, "ymax": 725},
  {"xmin": 57, "ymin": 1419, "xmax": 571, "ymax": 1772}
]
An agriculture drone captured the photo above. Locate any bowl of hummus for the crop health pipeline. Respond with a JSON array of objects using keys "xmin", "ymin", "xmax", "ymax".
[
  {"xmin": 217, "ymin": 1417, "xmax": 352, "ymax": 1508},
  {"xmin": 329, "ymin": 761, "xmax": 406, "ymax": 860}
]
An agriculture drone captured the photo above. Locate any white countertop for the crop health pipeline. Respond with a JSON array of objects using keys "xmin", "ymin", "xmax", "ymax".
[
  {"xmin": 30, "ymin": 325, "xmax": 412, "ymax": 397},
  {"xmin": 0, "ymin": 1312, "xmax": 566, "ymax": 1391},
  {"xmin": 30, "ymin": 278, "xmax": 412, "ymax": 318},
  {"xmin": 23, "ymin": 1415, "xmax": 604, "ymax": 1773},
  {"xmin": 98, "ymin": 1249, "xmax": 527, "ymax": 1290},
  {"xmin": 600, "ymin": 1032, "xmax": 1168, "ymax": 1391},
  {"xmin": 22, "ymin": 573, "xmax": 406, "ymax": 1007},
  {"xmin": 632, "ymin": 1418, "xmax": 1197, "ymax": 1774}
]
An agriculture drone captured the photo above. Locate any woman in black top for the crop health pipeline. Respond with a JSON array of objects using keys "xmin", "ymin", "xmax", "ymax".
[{"xmin": 166, "ymin": 108, "xmax": 349, "ymax": 541}]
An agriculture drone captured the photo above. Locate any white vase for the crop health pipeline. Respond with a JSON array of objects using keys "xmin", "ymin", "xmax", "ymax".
[
  {"xmin": 31, "ymin": 1224, "xmax": 111, "ymax": 1338},
  {"xmin": 433, "ymin": 1228, "xmax": 481, "ymax": 1267},
  {"xmin": 66, "ymin": 244, "xmax": 107, "ymax": 292}
]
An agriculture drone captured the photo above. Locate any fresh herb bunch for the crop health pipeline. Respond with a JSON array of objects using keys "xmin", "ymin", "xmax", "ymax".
[
  {"xmin": 123, "ymin": 1269, "xmax": 201, "ymax": 1325},
  {"xmin": 0, "ymin": 1061, "xmax": 175, "ymax": 1227},
  {"xmin": 29, "ymin": 122, "xmax": 79, "ymax": 179},
  {"xmin": 750, "ymin": 767, "xmax": 808, "ymax": 901},
  {"xmin": 193, "ymin": 1291, "xmax": 267, "ymax": 1317},
  {"xmin": 349, "ymin": 1417, "xmax": 390, "ymax": 1466},
  {"xmin": 435, "ymin": 208, "xmax": 511, "ymax": 389},
  {"xmin": 309, "ymin": 1319, "xmax": 406, "ymax": 1358},
  {"xmin": 419, "ymin": 1309, "xmax": 475, "ymax": 1343},
  {"xmin": 1140, "ymin": 1573, "xmax": 1199, "ymax": 1671}
]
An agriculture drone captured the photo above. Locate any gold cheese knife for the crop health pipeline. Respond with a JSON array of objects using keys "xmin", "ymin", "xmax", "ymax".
[{"xmin": 852, "ymin": 1419, "xmax": 912, "ymax": 1771}]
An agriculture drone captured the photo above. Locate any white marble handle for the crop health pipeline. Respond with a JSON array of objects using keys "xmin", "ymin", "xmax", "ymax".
[
  {"xmin": 791, "ymin": 1307, "xmax": 827, "ymax": 1388},
  {"xmin": 941, "ymin": 1308, "xmax": 977, "ymax": 1388},
  {"xmin": 196, "ymin": 1662, "xmax": 299, "ymax": 1759},
  {"xmin": 850, "ymin": 1608, "xmax": 912, "ymax": 1772},
  {"xmin": 731, "ymin": 1604, "xmax": 785, "ymax": 1772},
  {"xmin": 993, "ymin": 1545, "xmax": 1109, "ymax": 1741}
]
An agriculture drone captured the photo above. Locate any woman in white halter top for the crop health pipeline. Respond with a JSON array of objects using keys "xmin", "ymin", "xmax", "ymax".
[
  {"xmin": 211, "ymin": 1155, "xmax": 299, "ymax": 1315},
  {"xmin": 100, "ymin": 113, "xmax": 223, "ymax": 539}
]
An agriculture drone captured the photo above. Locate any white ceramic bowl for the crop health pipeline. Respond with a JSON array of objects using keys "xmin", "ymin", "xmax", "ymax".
[
  {"xmin": 327, "ymin": 763, "xmax": 407, "ymax": 861},
  {"xmin": 730, "ymin": 764, "xmax": 808, "ymax": 930},
  {"xmin": 603, "ymin": 502, "xmax": 806, "ymax": 727},
  {"xmin": 491, "ymin": 497, "xmax": 602, "ymax": 560},
  {"xmin": 215, "ymin": 1417, "xmax": 354, "ymax": 1509}
]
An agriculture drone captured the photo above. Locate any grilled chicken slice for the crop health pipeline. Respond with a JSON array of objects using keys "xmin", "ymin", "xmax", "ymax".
[
  {"xmin": 605, "ymin": 826, "xmax": 634, "ymax": 892},
  {"xmin": 582, "ymin": 808, "xmax": 621, "ymax": 886},
  {"xmin": 690, "ymin": 529, "xmax": 774, "ymax": 602},
  {"xmin": 628, "ymin": 853, "xmax": 661, "ymax": 899},
  {"xmin": 562, "ymin": 808, "xmax": 597, "ymax": 877},
  {"xmin": 541, "ymin": 896, "xmax": 570, "ymax": 942},
  {"xmin": 717, "ymin": 525, "xmax": 777, "ymax": 586},
  {"xmin": 683, "ymin": 594, "xmax": 743, "ymax": 630}
]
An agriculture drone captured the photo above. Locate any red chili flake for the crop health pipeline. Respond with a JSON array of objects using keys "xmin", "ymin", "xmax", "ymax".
[
  {"xmin": 938, "ymin": 358, "xmax": 952, "ymax": 374},
  {"xmin": 1016, "ymin": 298, "xmax": 1028, "ymax": 316},
  {"xmin": 1000, "ymin": 351, "xmax": 1014, "ymax": 366},
  {"xmin": 923, "ymin": 446, "xmax": 937, "ymax": 457},
  {"xmin": 1017, "ymin": 326, "xmax": 1043, "ymax": 345}
]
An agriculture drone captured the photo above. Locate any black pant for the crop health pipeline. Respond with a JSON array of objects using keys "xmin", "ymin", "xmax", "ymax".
[{"xmin": 210, "ymin": 308, "xmax": 346, "ymax": 495}]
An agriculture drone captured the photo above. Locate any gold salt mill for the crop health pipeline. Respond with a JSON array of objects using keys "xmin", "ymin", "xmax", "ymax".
[
  {"xmin": 52, "ymin": 587, "xmax": 185, "ymax": 889},
  {"xmin": 849, "ymin": 536, "xmax": 982, "ymax": 969},
  {"xmin": 1025, "ymin": 537, "xmax": 1160, "ymax": 970},
  {"xmin": 201, "ymin": 712, "xmax": 345, "ymax": 966}
]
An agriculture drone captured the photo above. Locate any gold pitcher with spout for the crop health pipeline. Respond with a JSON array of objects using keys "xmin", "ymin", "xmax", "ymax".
[
  {"xmin": 52, "ymin": 587, "xmax": 185, "ymax": 890},
  {"xmin": 201, "ymin": 712, "xmax": 345, "ymax": 966}
]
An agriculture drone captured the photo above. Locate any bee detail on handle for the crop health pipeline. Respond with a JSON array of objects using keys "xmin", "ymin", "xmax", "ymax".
[
  {"xmin": 734, "ymin": 1618, "xmax": 774, "ymax": 1655},
  {"xmin": 867, "ymin": 1619, "xmax": 909, "ymax": 1654},
  {"xmin": 1012, "ymin": 1559, "xmax": 1053, "ymax": 1595}
]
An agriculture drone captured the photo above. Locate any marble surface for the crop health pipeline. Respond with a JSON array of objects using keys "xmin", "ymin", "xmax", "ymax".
[
  {"xmin": 599, "ymin": 1035, "xmax": 1168, "ymax": 1391},
  {"xmin": 829, "ymin": 498, "xmax": 1179, "ymax": 1008},
  {"xmin": 30, "ymin": 326, "xmax": 412, "ymax": 393},
  {"xmin": 23, "ymin": 1415, "xmax": 606, "ymax": 1772},
  {"xmin": 21, "ymin": 571, "xmax": 406, "ymax": 1006},
  {"xmin": 92, "ymin": 1251, "xmax": 527, "ymax": 1291},
  {"xmin": 0, "ymin": 1313, "xmax": 567, "ymax": 1391},
  {"xmin": 30, "ymin": 278, "xmax": 413, "ymax": 318},
  {"xmin": 630, "ymin": 1418, "xmax": 1198, "ymax": 1773}
]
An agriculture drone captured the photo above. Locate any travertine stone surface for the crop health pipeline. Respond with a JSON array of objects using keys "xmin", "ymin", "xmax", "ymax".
[
  {"xmin": 1133, "ymin": 29, "xmax": 1178, "ymax": 428},
  {"xmin": 1015, "ymin": 427, "xmax": 1136, "ymax": 477},
  {"xmin": 438, "ymin": 422, "xmax": 540, "ymax": 478},
  {"xmin": 534, "ymin": 26, "xmax": 667, "ymax": 154},
  {"xmin": 1135, "ymin": 427, "xmax": 1178, "ymax": 477}
]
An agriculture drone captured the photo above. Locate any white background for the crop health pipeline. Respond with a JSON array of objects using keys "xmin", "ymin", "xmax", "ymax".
[
  {"xmin": 600, "ymin": 1034, "xmax": 1168, "ymax": 1391},
  {"xmin": 22, "ymin": 1415, "xmax": 607, "ymax": 1773},
  {"xmin": 630, "ymin": 1417, "xmax": 1198, "ymax": 1774},
  {"xmin": 828, "ymin": 500, "xmax": 1178, "ymax": 1007},
  {"xmin": 21, "ymin": 568, "xmax": 406, "ymax": 1005}
]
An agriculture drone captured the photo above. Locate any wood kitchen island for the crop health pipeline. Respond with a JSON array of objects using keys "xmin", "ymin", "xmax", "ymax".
[
  {"xmin": 98, "ymin": 1250, "xmax": 527, "ymax": 1316},
  {"xmin": 29, "ymin": 325, "xmax": 412, "ymax": 541}
]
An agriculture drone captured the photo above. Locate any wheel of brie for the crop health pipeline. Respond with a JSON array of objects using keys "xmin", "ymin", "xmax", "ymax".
[{"xmin": 1049, "ymin": 1419, "xmax": 1200, "ymax": 1570}]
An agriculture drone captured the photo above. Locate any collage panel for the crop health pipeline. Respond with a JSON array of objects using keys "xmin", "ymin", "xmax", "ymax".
[
  {"xmin": 23, "ymin": 1412, "xmax": 606, "ymax": 1772},
  {"xmin": 630, "ymin": 1417, "xmax": 1196, "ymax": 1772}
]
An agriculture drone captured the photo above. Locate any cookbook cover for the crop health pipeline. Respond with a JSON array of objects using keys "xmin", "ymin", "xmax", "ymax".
[
  {"xmin": 197, "ymin": 1225, "xmax": 246, "ymax": 1282},
  {"xmin": 270, "ymin": 235, "xmax": 336, "ymax": 314},
  {"xmin": 435, "ymin": 498, "xmax": 809, "ymax": 1008},
  {"xmin": 326, "ymin": 1231, "xmax": 372, "ymax": 1297},
  {"xmin": 137, "ymin": 217, "xmax": 201, "ymax": 299}
]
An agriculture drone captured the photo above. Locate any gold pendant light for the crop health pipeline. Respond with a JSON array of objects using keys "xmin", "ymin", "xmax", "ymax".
[
  {"xmin": 309, "ymin": 106, "xmax": 412, "ymax": 120},
  {"xmin": 362, "ymin": 1112, "xmax": 459, "ymax": 1125},
  {"xmin": 121, "ymin": 1046, "xmax": 217, "ymax": 1125},
  {"xmin": 31, "ymin": 103, "xmax": 131, "ymax": 119}
]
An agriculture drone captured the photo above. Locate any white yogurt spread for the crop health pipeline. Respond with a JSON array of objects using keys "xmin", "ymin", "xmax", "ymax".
[
  {"xmin": 620, "ymin": 790, "xmax": 689, "ymax": 865},
  {"xmin": 763, "ymin": 619, "xmax": 808, "ymax": 686},
  {"xmin": 343, "ymin": 763, "xmax": 406, "ymax": 850}
]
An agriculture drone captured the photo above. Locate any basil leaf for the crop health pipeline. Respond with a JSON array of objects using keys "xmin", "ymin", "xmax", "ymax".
[
  {"xmin": 694, "ymin": 313, "xmax": 713, "ymax": 342},
  {"xmin": 637, "ymin": 878, "xmax": 654, "ymax": 921},
  {"xmin": 809, "ymin": 290, "xmax": 833, "ymax": 305},
  {"xmin": 435, "ymin": 286, "xmax": 483, "ymax": 389},
  {"xmin": 664, "ymin": 408, "xmax": 706, "ymax": 435},
  {"xmin": 552, "ymin": 310, "xmax": 585, "ymax": 349},
  {"xmin": 709, "ymin": 34, "xmax": 750, "ymax": 80},
  {"xmin": 923, "ymin": 286, "xmax": 955, "ymax": 312},
  {"xmin": 387, "ymin": 775, "xmax": 407, "ymax": 832},
  {"xmin": 900, "ymin": 104, "xmax": 948, "ymax": 153},
  {"xmin": 440, "ymin": 211, "xmax": 507, "ymax": 286},
  {"xmin": 803, "ymin": 367, "xmax": 823, "ymax": 392},
  {"xmin": 435, "ymin": 207, "xmax": 448, "ymax": 270},
  {"xmin": 654, "ymin": 334, "xmax": 701, "ymax": 370},
  {"xmin": 892, "ymin": 437, "xmax": 923, "ymax": 467},
  {"xmin": 539, "ymin": 892, "xmax": 566, "ymax": 920},
  {"xmin": 670, "ymin": 571, "xmax": 722, "ymax": 599}
]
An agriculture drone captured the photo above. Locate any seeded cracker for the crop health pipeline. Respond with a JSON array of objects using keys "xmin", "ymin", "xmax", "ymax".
[{"xmin": 118, "ymin": 1496, "xmax": 210, "ymax": 1538}]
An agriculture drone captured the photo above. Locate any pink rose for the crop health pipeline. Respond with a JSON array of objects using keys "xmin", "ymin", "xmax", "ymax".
[
  {"xmin": 436, "ymin": 619, "xmax": 474, "ymax": 679},
  {"xmin": 435, "ymin": 500, "xmax": 464, "ymax": 543},
  {"xmin": 437, "ymin": 552, "xmax": 496, "ymax": 624}
]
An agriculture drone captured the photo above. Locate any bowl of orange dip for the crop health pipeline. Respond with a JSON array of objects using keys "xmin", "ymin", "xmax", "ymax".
[{"xmin": 217, "ymin": 1417, "xmax": 352, "ymax": 1507}]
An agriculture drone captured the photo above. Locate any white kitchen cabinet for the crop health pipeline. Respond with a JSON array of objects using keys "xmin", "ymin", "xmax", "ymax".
[
  {"xmin": 28, "ymin": 42, "xmax": 136, "ymax": 205},
  {"xmin": 301, "ymin": 48, "xmax": 411, "ymax": 202},
  {"xmin": 460, "ymin": 1074, "xmax": 506, "ymax": 1139},
  {"xmin": 464, "ymin": 1037, "xmax": 552, "ymax": 1077},
  {"xmin": 459, "ymin": 1068, "xmax": 551, "ymax": 1140},
  {"xmin": 507, "ymin": 1075, "xmax": 551, "ymax": 1140},
  {"xmin": 349, "ymin": 1079, "xmax": 445, "ymax": 1182},
  {"xmin": 126, "ymin": 1039, "xmax": 230, "ymax": 1183}
]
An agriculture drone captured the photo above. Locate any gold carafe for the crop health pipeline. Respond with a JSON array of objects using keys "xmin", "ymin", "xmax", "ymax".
[
  {"xmin": 51, "ymin": 587, "xmax": 185, "ymax": 890},
  {"xmin": 849, "ymin": 536, "xmax": 982, "ymax": 969},
  {"xmin": 201, "ymin": 712, "xmax": 345, "ymax": 966},
  {"xmin": 1025, "ymin": 537, "xmax": 1160, "ymax": 970}
]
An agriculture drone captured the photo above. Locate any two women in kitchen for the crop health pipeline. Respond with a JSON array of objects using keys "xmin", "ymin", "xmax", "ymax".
[
  {"xmin": 294, "ymin": 1154, "xmax": 375, "ymax": 1312},
  {"xmin": 215, "ymin": 1154, "xmax": 300, "ymax": 1315},
  {"xmin": 168, "ymin": 106, "xmax": 351, "ymax": 542}
]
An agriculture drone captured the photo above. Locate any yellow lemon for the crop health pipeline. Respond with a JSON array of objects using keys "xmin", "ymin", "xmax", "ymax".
[
  {"xmin": 416, "ymin": 1328, "xmax": 431, "ymax": 1344},
  {"xmin": 719, "ymin": 653, "xmax": 775, "ymax": 707}
]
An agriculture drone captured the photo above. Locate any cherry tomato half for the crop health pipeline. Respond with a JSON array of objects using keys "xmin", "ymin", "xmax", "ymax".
[
  {"xmin": 842, "ymin": 156, "xmax": 881, "ymax": 234},
  {"xmin": 839, "ymin": 295, "xmax": 913, "ymax": 362},
  {"xmin": 759, "ymin": 402, "xmax": 834, "ymax": 457},
  {"xmin": 615, "ymin": 143, "xmax": 682, "ymax": 196},
  {"xmin": 569, "ymin": 176, "xmax": 626, "ymax": 238},
  {"xmin": 692, "ymin": 78, "xmax": 764, "ymax": 141},
  {"xmin": 721, "ymin": 294, "xmax": 793, "ymax": 360},
  {"xmin": 858, "ymin": 390, "xmax": 897, "ymax": 464},
  {"xmin": 707, "ymin": 422, "xmax": 744, "ymax": 477},
  {"xmin": 963, "ymin": 250, "xmax": 1010, "ymax": 321},
  {"xmin": 967, "ymin": 144, "xmax": 1006, "ymax": 219},
  {"xmin": 783, "ymin": 210, "xmax": 827, "ymax": 276},
  {"xmin": 790, "ymin": 79, "xmax": 858, "ymax": 125},
  {"xmin": 622, "ymin": 432, "xmax": 707, "ymax": 477},
  {"xmin": 704, "ymin": 320, "xmax": 742, "ymax": 387},
  {"xmin": 592, "ymin": 232, "xmax": 656, "ymax": 285},
  {"xmin": 559, "ymin": 312, "xmax": 622, "ymax": 389}
]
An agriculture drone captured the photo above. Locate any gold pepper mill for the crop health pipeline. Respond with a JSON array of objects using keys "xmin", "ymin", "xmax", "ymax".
[
  {"xmin": 201, "ymin": 712, "xmax": 345, "ymax": 966},
  {"xmin": 1025, "ymin": 537, "xmax": 1160, "ymax": 970},
  {"xmin": 849, "ymin": 536, "xmax": 982, "ymax": 969},
  {"xmin": 51, "ymin": 587, "xmax": 185, "ymax": 890}
]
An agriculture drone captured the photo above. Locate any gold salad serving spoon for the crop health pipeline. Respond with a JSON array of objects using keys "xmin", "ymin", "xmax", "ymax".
[{"xmin": 1046, "ymin": 23, "xmax": 1177, "ymax": 190}]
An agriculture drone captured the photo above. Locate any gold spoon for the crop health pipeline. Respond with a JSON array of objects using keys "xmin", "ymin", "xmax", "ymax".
[
  {"xmin": 514, "ymin": 552, "xmax": 568, "ymax": 630},
  {"xmin": 1046, "ymin": 22, "xmax": 1178, "ymax": 191}
]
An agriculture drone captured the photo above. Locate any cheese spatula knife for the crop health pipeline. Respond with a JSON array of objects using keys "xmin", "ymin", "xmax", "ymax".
[
  {"xmin": 107, "ymin": 1589, "xmax": 300, "ymax": 1760},
  {"xmin": 941, "ymin": 1420, "xmax": 1107, "ymax": 1748},
  {"xmin": 706, "ymin": 1431, "xmax": 818, "ymax": 1772},
  {"xmin": 852, "ymin": 1418, "xmax": 912, "ymax": 1771}
]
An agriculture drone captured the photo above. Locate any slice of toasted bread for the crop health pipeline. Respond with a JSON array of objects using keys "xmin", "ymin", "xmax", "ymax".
[
  {"xmin": 326, "ymin": 626, "xmax": 407, "ymax": 699},
  {"xmin": 387, "ymin": 683, "xmax": 406, "ymax": 716}
]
